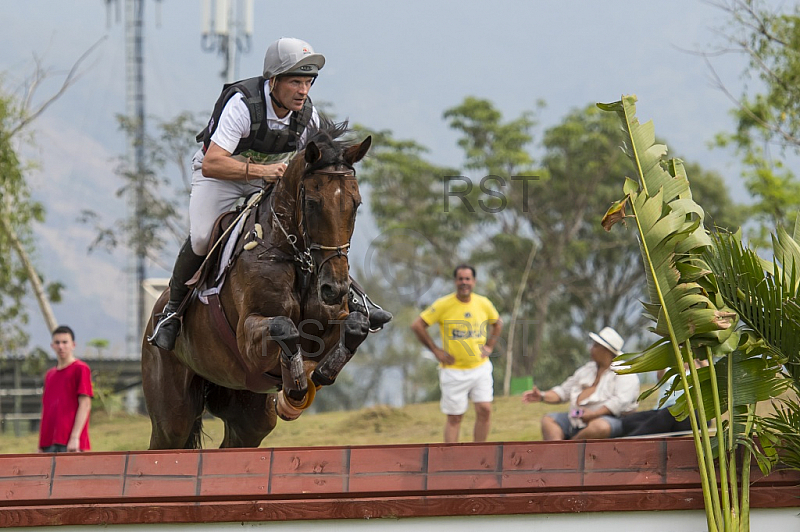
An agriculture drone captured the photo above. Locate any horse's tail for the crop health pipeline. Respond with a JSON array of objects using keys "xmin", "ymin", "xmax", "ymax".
[
  {"xmin": 184, "ymin": 380, "xmax": 207, "ymax": 449},
  {"xmin": 186, "ymin": 414, "xmax": 204, "ymax": 450}
]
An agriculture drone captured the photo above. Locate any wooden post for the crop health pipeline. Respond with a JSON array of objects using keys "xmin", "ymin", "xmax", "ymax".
[
  {"xmin": 13, "ymin": 360, "xmax": 21, "ymax": 437},
  {"xmin": 502, "ymin": 243, "xmax": 537, "ymax": 396}
]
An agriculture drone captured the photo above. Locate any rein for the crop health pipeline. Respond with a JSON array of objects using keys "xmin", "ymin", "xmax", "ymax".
[{"xmin": 249, "ymin": 165, "xmax": 356, "ymax": 296}]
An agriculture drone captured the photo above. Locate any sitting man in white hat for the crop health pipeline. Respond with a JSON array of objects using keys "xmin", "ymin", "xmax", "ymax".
[{"xmin": 522, "ymin": 327, "xmax": 640, "ymax": 440}]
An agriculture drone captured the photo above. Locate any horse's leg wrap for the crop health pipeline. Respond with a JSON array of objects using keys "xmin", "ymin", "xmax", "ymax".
[
  {"xmin": 311, "ymin": 312, "xmax": 369, "ymax": 386},
  {"xmin": 311, "ymin": 345, "xmax": 354, "ymax": 387},
  {"xmin": 280, "ymin": 350, "xmax": 308, "ymax": 401},
  {"xmin": 275, "ymin": 382, "xmax": 316, "ymax": 422}
]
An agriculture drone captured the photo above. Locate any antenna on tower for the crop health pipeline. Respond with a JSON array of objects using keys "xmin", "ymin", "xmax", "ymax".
[{"xmin": 201, "ymin": 0, "xmax": 254, "ymax": 83}]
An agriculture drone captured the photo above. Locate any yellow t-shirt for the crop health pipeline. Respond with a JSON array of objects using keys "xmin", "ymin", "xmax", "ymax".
[{"xmin": 419, "ymin": 293, "xmax": 500, "ymax": 370}]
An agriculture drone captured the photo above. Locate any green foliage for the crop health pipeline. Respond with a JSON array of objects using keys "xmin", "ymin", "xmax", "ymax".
[
  {"xmin": 601, "ymin": 94, "xmax": 799, "ymax": 532},
  {"xmin": 443, "ymin": 96, "xmax": 539, "ymax": 174},
  {"xmin": 0, "ymin": 89, "xmax": 35, "ymax": 355},
  {"xmin": 91, "ymin": 370, "xmax": 124, "ymax": 418},
  {"xmin": 355, "ymin": 125, "xmax": 477, "ymax": 303},
  {"xmin": 87, "ymin": 338, "xmax": 110, "ymax": 353},
  {"xmin": 713, "ymin": 1, "xmax": 800, "ymax": 246},
  {"xmin": 20, "ymin": 347, "xmax": 49, "ymax": 376},
  {"xmin": 358, "ymin": 97, "xmax": 742, "ymax": 397},
  {"xmin": 81, "ymin": 112, "xmax": 203, "ymax": 262}
]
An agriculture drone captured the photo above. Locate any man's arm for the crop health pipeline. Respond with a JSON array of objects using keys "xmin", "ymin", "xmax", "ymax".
[
  {"xmin": 521, "ymin": 387, "xmax": 562, "ymax": 404},
  {"xmin": 480, "ymin": 318, "xmax": 503, "ymax": 358},
  {"xmin": 522, "ymin": 366, "xmax": 577, "ymax": 404},
  {"xmin": 410, "ymin": 317, "xmax": 455, "ymax": 365},
  {"xmin": 600, "ymin": 374, "xmax": 641, "ymax": 417},
  {"xmin": 202, "ymin": 142, "xmax": 287, "ymax": 181},
  {"xmin": 580, "ymin": 405, "xmax": 613, "ymax": 422},
  {"xmin": 67, "ymin": 395, "xmax": 91, "ymax": 452}
]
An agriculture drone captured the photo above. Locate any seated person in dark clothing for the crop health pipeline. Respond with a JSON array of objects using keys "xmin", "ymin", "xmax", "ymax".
[
  {"xmin": 620, "ymin": 361, "xmax": 708, "ymax": 437},
  {"xmin": 621, "ymin": 403, "xmax": 692, "ymax": 436}
]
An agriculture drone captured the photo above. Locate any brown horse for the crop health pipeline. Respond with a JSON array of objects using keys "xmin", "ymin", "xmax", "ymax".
[{"xmin": 141, "ymin": 121, "xmax": 371, "ymax": 449}]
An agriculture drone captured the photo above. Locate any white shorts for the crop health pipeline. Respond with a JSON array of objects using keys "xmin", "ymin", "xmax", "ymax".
[{"xmin": 438, "ymin": 361, "xmax": 493, "ymax": 415}]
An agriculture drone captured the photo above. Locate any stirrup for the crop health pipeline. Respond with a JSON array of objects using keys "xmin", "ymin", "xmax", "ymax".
[
  {"xmin": 147, "ymin": 311, "xmax": 180, "ymax": 345},
  {"xmin": 349, "ymin": 289, "xmax": 391, "ymax": 333}
]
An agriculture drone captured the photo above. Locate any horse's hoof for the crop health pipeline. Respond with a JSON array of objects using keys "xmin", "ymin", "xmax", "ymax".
[
  {"xmin": 276, "ymin": 393, "xmax": 303, "ymax": 421},
  {"xmin": 275, "ymin": 384, "xmax": 316, "ymax": 421},
  {"xmin": 368, "ymin": 308, "xmax": 392, "ymax": 332}
]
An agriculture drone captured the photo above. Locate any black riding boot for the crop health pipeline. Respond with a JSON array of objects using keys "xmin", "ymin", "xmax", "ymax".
[
  {"xmin": 348, "ymin": 277, "xmax": 392, "ymax": 332},
  {"xmin": 148, "ymin": 238, "xmax": 206, "ymax": 351}
]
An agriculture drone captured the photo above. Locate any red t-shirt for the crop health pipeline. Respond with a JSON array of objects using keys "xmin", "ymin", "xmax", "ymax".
[{"xmin": 39, "ymin": 360, "xmax": 93, "ymax": 451}]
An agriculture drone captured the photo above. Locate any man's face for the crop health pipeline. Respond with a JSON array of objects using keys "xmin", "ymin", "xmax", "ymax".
[
  {"xmin": 454, "ymin": 268, "xmax": 476, "ymax": 299},
  {"xmin": 590, "ymin": 341, "xmax": 614, "ymax": 364},
  {"xmin": 51, "ymin": 333, "xmax": 75, "ymax": 361},
  {"xmin": 271, "ymin": 76, "xmax": 314, "ymax": 112}
]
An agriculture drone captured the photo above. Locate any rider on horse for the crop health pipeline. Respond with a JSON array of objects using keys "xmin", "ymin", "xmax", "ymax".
[{"xmin": 149, "ymin": 37, "xmax": 391, "ymax": 352}]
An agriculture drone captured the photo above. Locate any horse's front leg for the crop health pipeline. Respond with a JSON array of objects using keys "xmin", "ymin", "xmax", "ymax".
[
  {"xmin": 241, "ymin": 314, "xmax": 305, "ymax": 394},
  {"xmin": 243, "ymin": 314, "xmax": 316, "ymax": 421},
  {"xmin": 311, "ymin": 311, "xmax": 369, "ymax": 387}
]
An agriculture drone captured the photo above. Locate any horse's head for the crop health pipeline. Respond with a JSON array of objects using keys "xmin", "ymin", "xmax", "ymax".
[{"xmin": 275, "ymin": 120, "xmax": 371, "ymax": 308}]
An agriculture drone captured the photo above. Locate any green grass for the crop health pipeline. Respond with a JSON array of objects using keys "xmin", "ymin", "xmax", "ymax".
[{"xmin": 0, "ymin": 392, "xmax": 662, "ymax": 453}]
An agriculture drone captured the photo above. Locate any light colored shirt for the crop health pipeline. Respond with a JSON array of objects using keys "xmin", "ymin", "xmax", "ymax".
[
  {"xmin": 551, "ymin": 361, "xmax": 640, "ymax": 416},
  {"xmin": 211, "ymin": 81, "xmax": 320, "ymax": 154},
  {"xmin": 419, "ymin": 293, "xmax": 500, "ymax": 370}
]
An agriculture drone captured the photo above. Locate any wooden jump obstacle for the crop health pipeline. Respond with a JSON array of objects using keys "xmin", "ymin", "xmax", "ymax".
[{"xmin": 0, "ymin": 437, "xmax": 797, "ymax": 528}]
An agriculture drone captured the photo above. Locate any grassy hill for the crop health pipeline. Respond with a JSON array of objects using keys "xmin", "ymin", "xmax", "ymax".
[{"xmin": 0, "ymin": 392, "xmax": 664, "ymax": 453}]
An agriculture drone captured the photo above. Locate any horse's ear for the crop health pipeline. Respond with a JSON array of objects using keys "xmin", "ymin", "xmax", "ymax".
[
  {"xmin": 305, "ymin": 142, "xmax": 322, "ymax": 164},
  {"xmin": 343, "ymin": 136, "xmax": 372, "ymax": 166}
]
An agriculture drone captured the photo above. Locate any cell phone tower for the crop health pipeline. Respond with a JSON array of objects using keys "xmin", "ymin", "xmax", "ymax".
[
  {"xmin": 106, "ymin": 0, "xmax": 157, "ymax": 357},
  {"xmin": 201, "ymin": 0, "xmax": 254, "ymax": 83}
]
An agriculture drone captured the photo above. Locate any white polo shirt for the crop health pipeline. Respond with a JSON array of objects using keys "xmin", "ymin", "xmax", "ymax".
[{"xmin": 209, "ymin": 80, "xmax": 320, "ymax": 155}]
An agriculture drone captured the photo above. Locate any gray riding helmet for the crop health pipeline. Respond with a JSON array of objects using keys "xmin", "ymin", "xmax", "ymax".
[{"xmin": 263, "ymin": 37, "xmax": 326, "ymax": 79}]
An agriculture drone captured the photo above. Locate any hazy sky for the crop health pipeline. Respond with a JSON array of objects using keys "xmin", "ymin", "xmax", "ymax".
[{"xmin": 2, "ymin": 0, "xmax": 762, "ymax": 355}]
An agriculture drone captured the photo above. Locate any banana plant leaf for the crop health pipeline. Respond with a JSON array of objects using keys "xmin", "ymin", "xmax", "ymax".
[{"xmin": 599, "ymin": 93, "xmax": 800, "ymax": 532}]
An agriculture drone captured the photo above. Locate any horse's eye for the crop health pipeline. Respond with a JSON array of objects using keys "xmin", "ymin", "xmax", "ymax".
[{"xmin": 305, "ymin": 197, "xmax": 322, "ymax": 210}]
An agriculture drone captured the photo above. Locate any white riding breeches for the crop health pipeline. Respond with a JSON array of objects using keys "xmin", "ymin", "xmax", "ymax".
[{"xmin": 188, "ymin": 149, "xmax": 264, "ymax": 256}]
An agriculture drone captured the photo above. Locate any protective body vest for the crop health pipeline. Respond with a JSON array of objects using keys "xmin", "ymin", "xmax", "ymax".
[{"xmin": 196, "ymin": 76, "xmax": 313, "ymax": 157}]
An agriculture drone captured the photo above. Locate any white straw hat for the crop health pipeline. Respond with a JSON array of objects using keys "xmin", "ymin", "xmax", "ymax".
[{"xmin": 588, "ymin": 327, "xmax": 625, "ymax": 356}]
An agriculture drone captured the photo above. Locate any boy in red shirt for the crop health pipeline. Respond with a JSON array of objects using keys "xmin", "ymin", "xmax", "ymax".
[{"xmin": 38, "ymin": 326, "xmax": 93, "ymax": 452}]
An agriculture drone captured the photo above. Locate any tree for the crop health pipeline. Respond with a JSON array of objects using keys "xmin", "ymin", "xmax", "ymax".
[
  {"xmin": 343, "ymin": 127, "xmax": 478, "ymax": 408},
  {"xmin": 711, "ymin": 0, "xmax": 800, "ymax": 245},
  {"xmin": 0, "ymin": 47, "xmax": 99, "ymax": 351},
  {"xmin": 0, "ymin": 90, "xmax": 34, "ymax": 355},
  {"xmin": 81, "ymin": 112, "xmax": 203, "ymax": 271},
  {"xmin": 356, "ymin": 126, "xmax": 480, "ymax": 304},
  {"xmin": 357, "ymin": 98, "xmax": 742, "ymax": 400},
  {"xmin": 445, "ymin": 100, "xmax": 741, "ymax": 389}
]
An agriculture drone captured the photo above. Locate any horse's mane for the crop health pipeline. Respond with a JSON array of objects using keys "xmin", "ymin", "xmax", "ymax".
[{"xmin": 304, "ymin": 116, "xmax": 355, "ymax": 172}]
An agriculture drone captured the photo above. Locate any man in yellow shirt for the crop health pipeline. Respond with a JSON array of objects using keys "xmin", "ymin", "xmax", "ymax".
[{"xmin": 411, "ymin": 264, "xmax": 503, "ymax": 442}]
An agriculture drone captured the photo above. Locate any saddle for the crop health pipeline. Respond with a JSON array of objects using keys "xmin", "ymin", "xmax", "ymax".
[{"xmin": 184, "ymin": 189, "xmax": 284, "ymax": 392}]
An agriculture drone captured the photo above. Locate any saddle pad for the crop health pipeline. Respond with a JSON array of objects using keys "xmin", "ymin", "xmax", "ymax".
[{"xmin": 198, "ymin": 211, "xmax": 248, "ymax": 305}]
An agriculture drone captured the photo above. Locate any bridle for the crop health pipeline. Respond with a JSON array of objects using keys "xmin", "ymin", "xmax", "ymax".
[{"xmin": 266, "ymin": 165, "xmax": 356, "ymax": 290}]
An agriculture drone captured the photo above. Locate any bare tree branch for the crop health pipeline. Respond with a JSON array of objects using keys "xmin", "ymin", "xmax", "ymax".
[{"xmin": 7, "ymin": 37, "xmax": 106, "ymax": 140}]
